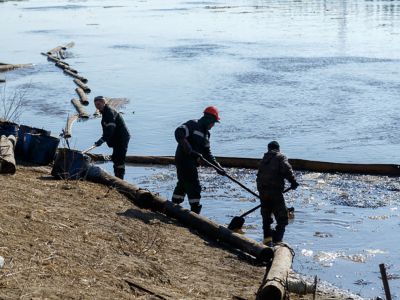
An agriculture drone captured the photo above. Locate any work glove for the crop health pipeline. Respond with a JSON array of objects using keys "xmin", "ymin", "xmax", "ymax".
[
  {"xmin": 94, "ymin": 139, "xmax": 104, "ymax": 147},
  {"xmin": 290, "ymin": 181, "xmax": 299, "ymax": 190}
]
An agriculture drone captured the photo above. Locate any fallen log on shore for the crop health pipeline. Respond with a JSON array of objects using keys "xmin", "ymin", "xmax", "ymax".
[
  {"xmin": 88, "ymin": 154, "xmax": 400, "ymax": 176},
  {"xmin": 71, "ymin": 98, "xmax": 89, "ymax": 119},
  {"xmin": 86, "ymin": 165, "xmax": 274, "ymax": 263},
  {"xmin": 75, "ymin": 88, "xmax": 89, "ymax": 106},
  {"xmin": 0, "ymin": 63, "xmax": 33, "ymax": 72},
  {"xmin": 64, "ymin": 69, "xmax": 88, "ymax": 83},
  {"xmin": 257, "ymin": 243, "xmax": 294, "ymax": 300},
  {"xmin": 73, "ymin": 79, "xmax": 91, "ymax": 93},
  {"xmin": 0, "ymin": 135, "xmax": 16, "ymax": 174}
]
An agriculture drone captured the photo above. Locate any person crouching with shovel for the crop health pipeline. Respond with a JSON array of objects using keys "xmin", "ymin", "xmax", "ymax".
[{"xmin": 256, "ymin": 141, "xmax": 299, "ymax": 247}]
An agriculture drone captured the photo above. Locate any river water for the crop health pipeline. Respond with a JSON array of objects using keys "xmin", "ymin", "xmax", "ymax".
[{"xmin": 1, "ymin": 0, "xmax": 400, "ymax": 298}]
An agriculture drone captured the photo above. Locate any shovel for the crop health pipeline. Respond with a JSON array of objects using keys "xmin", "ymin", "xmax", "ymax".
[
  {"xmin": 228, "ymin": 187, "xmax": 292, "ymax": 232},
  {"xmin": 197, "ymin": 153, "xmax": 292, "ymax": 232},
  {"xmin": 82, "ymin": 145, "xmax": 96, "ymax": 154}
]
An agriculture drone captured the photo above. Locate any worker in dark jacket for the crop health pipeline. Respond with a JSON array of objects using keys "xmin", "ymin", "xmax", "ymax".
[
  {"xmin": 256, "ymin": 141, "xmax": 299, "ymax": 246},
  {"xmin": 93, "ymin": 96, "xmax": 130, "ymax": 180},
  {"xmin": 172, "ymin": 106, "xmax": 225, "ymax": 214}
]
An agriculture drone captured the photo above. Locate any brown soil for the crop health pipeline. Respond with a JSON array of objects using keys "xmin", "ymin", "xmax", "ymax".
[{"xmin": 0, "ymin": 166, "xmax": 350, "ymax": 300}]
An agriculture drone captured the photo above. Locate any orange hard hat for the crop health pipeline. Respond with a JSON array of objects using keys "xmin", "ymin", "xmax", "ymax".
[{"xmin": 203, "ymin": 106, "xmax": 220, "ymax": 122}]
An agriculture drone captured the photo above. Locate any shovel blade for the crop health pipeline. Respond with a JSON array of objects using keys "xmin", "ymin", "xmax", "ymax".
[{"xmin": 228, "ymin": 216, "xmax": 245, "ymax": 231}]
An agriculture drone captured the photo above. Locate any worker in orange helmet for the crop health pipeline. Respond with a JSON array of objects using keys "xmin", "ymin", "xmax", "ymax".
[{"xmin": 172, "ymin": 106, "xmax": 225, "ymax": 214}]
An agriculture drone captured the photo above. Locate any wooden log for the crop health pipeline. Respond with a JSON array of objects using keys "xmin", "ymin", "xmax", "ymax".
[
  {"xmin": 0, "ymin": 63, "xmax": 33, "ymax": 72},
  {"xmin": 46, "ymin": 42, "xmax": 75, "ymax": 56},
  {"xmin": 41, "ymin": 53, "xmax": 70, "ymax": 65},
  {"xmin": 86, "ymin": 165, "xmax": 274, "ymax": 263},
  {"xmin": 87, "ymin": 155, "xmax": 400, "ymax": 176},
  {"xmin": 64, "ymin": 69, "xmax": 88, "ymax": 83},
  {"xmin": 73, "ymin": 79, "xmax": 91, "ymax": 93},
  {"xmin": 257, "ymin": 243, "xmax": 294, "ymax": 300},
  {"xmin": 75, "ymin": 88, "xmax": 89, "ymax": 106},
  {"xmin": 63, "ymin": 114, "xmax": 79, "ymax": 138},
  {"xmin": 71, "ymin": 98, "xmax": 89, "ymax": 119},
  {"xmin": 55, "ymin": 61, "xmax": 77, "ymax": 73}
]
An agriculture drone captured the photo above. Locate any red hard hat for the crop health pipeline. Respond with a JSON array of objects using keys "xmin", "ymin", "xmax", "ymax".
[{"xmin": 203, "ymin": 106, "xmax": 220, "ymax": 121}]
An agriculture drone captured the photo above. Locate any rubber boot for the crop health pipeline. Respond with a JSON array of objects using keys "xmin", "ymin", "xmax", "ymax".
[
  {"xmin": 114, "ymin": 168, "xmax": 125, "ymax": 180},
  {"xmin": 263, "ymin": 236, "xmax": 274, "ymax": 247},
  {"xmin": 190, "ymin": 203, "xmax": 202, "ymax": 214}
]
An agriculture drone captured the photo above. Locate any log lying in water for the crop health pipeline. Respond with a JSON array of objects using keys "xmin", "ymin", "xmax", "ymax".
[
  {"xmin": 75, "ymin": 88, "xmax": 89, "ymax": 106},
  {"xmin": 86, "ymin": 165, "xmax": 274, "ymax": 263},
  {"xmin": 41, "ymin": 53, "xmax": 69, "ymax": 65},
  {"xmin": 64, "ymin": 69, "xmax": 88, "ymax": 83},
  {"xmin": 73, "ymin": 79, "xmax": 91, "ymax": 93},
  {"xmin": 71, "ymin": 98, "xmax": 89, "ymax": 119},
  {"xmin": 88, "ymin": 154, "xmax": 400, "ymax": 176},
  {"xmin": 55, "ymin": 61, "xmax": 77, "ymax": 74},
  {"xmin": 46, "ymin": 42, "xmax": 75, "ymax": 57},
  {"xmin": 257, "ymin": 243, "xmax": 294, "ymax": 300},
  {"xmin": 0, "ymin": 63, "xmax": 33, "ymax": 72}
]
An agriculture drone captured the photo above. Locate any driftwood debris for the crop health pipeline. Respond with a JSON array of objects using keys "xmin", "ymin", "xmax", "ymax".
[
  {"xmin": 86, "ymin": 165, "xmax": 274, "ymax": 263},
  {"xmin": 64, "ymin": 69, "xmax": 88, "ymax": 83},
  {"xmin": 0, "ymin": 63, "xmax": 33, "ymax": 72},
  {"xmin": 46, "ymin": 42, "xmax": 75, "ymax": 58},
  {"xmin": 75, "ymin": 88, "xmax": 89, "ymax": 106},
  {"xmin": 257, "ymin": 243, "xmax": 294, "ymax": 300},
  {"xmin": 71, "ymin": 98, "xmax": 89, "ymax": 119},
  {"xmin": 73, "ymin": 79, "xmax": 91, "ymax": 93},
  {"xmin": 86, "ymin": 155, "xmax": 400, "ymax": 176}
]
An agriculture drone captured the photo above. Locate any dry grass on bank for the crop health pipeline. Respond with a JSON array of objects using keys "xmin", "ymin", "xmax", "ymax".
[
  {"xmin": 0, "ymin": 166, "xmax": 269, "ymax": 300},
  {"xmin": 0, "ymin": 166, "xmax": 355, "ymax": 300}
]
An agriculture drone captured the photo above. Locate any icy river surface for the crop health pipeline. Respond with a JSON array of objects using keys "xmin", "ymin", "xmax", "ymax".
[{"xmin": 1, "ymin": 0, "xmax": 400, "ymax": 298}]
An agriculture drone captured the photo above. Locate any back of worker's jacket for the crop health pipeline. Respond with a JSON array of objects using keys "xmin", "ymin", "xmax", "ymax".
[
  {"xmin": 101, "ymin": 104, "xmax": 130, "ymax": 147},
  {"xmin": 174, "ymin": 119, "xmax": 216, "ymax": 164},
  {"xmin": 256, "ymin": 150, "xmax": 296, "ymax": 192}
]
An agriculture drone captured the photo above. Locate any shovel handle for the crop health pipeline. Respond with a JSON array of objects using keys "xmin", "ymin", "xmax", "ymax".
[
  {"xmin": 82, "ymin": 145, "xmax": 96, "ymax": 154},
  {"xmin": 198, "ymin": 154, "xmax": 261, "ymax": 199},
  {"xmin": 238, "ymin": 187, "xmax": 292, "ymax": 218}
]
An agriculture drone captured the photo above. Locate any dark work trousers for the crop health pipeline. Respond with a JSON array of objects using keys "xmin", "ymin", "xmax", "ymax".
[
  {"xmin": 172, "ymin": 158, "xmax": 201, "ymax": 206},
  {"xmin": 260, "ymin": 190, "xmax": 288, "ymax": 243},
  {"xmin": 111, "ymin": 139, "xmax": 129, "ymax": 180}
]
